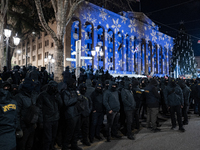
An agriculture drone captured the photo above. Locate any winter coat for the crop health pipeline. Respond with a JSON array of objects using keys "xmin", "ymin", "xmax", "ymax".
[
  {"xmin": 132, "ymin": 85, "xmax": 143, "ymax": 109},
  {"xmin": 90, "ymin": 90, "xmax": 104, "ymax": 113},
  {"xmin": 182, "ymin": 85, "xmax": 191, "ymax": 106},
  {"xmin": 15, "ymin": 90, "xmax": 36, "ymax": 129},
  {"xmin": 164, "ymin": 83, "xmax": 184, "ymax": 107},
  {"xmin": 61, "ymin": 88, "xmax": 80, "ymax": 120},
  {"xmin": 79, "ymin": 95, "xmax": 92, "ymax": 117},
  {"xmin": 103, "ymin": 81, "xmax": 120, "ymax": 112},
  {"xmin": 144, "ymin": 79, "xmax": 160, "ymax": 108},
  {"xmin": 0, "ymin": 89, "xmax": 17, "ymax": 150},
  {"xmin": 63, "ymin": 66, "xmax": 72, "ymax": 83},
  {"xmin": 121, "ymin": 81, "xmax": 136, "ymax": 111},
  {"xmin": 29, "ymin": 66, "xmax": 40, "ymax": 81},
  {"xmin": 36, "ymin": 81, "xmax": 62, "ymax": 123},
  {"xmin": 85, "ymin": 79, "xmax": 95, "ymax": 98}
]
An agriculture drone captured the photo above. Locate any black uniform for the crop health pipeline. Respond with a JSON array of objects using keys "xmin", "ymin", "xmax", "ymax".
[
  {"xmin": 61, "ymin": 78, "xmax": 82, "ymax": 150},
  {"xmin": 103, "ymin": 81, "xmax": 121, "ymax": 141},
  {"xmin": 89, "ymin": 82, "xmax": 104, "ymax": 142},
  {"xmin": 37, "ymin": 81, "xmax": 62, "ymax": 150},
  {"xmin": 164, "ymin": 79, "xmax": 185, "ymax": 131},
  {"xmin": 0, "ymin": 89, "xmax": 17, "ymax": 150},
  {"xmin": 144, "ymin": 79, "xmax": 160, "ymax": 131},
  {"xmin": 121, "ymin": 81, "xmax": 136, "ymax": 139}
]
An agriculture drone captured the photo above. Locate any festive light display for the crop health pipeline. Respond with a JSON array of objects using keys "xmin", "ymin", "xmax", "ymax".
[{"xmin": 70, "ymin": 2, "xmax": 173, "ymax": 75}]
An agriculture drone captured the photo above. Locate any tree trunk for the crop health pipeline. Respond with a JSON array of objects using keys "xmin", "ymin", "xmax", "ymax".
[
  {"xmin": 54, "ymin": 40, "xmax": 64, "ymax": 82},
  {"xmin": 0, "ymin": 21, "xmax": 5, "ymax": 70}
]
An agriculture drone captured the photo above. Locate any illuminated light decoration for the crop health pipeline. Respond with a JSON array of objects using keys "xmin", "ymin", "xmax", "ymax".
[{"xmin": 69, "ymin": 2, "xmax": 173, "ymax": 76}]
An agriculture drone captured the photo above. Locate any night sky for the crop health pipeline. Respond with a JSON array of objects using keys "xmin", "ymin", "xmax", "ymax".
[{"xmin": 130, "ymin": 0, "xmax": 200, "ymax": 56}]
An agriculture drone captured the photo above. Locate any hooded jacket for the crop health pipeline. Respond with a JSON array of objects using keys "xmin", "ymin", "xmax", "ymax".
[
  {"xmin": 85, "ymin": 79, "xmax": 95, "ymax": 98},
  {"xmin": 78, "ymin": 83, "xmax": 92, "ymax": 117},
  {"xmin": 61, "ymin": 86, "xmax": 80, "ymax": 120},
  {"xmin": 0, "ymin": 89, "xmax": 17, "ymax": 150},
  {"xmin": 103, "ymin": 81, "xmax": 120, "ymax": 112},
  {"xmin": 144, "ymin": 79, "xmax": 160, "ymax": 108},
  {"xmin": 132, "ymin": 80, "xmax": 143, "ymax": 108},
  {"xmin": 36, "ymin": 81, "xmax": 62, "ymax": 123},
  {"xmin": 15, "ymin": 78, "xmax": 37, "ymax": 129},
  {"xmin": 163, "ymin": 80, "xmax": 184, "ymax": 107},
  {"xmin": 63, "ymin": 66, "xmax": 72, "ymax": 83},
  {"xmin": 29, "ymin": 66, "xmax": 40, "ymax": 81},
  {"xmin": 90, "ymin": 82, "xmax": 104, "ymax": 113},
  {"xmin": 121, "ymin": 81, "xmax": 136, "ymax": 111},
  {"xmin": 178, "ymin": 80, "xmax": 191, "ymax": 106}
]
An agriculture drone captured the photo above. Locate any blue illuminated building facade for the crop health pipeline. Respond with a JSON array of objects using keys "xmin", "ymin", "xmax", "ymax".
[{"xmin": 65, "ymin": 2, "xmax": 174, "ymax": 75}]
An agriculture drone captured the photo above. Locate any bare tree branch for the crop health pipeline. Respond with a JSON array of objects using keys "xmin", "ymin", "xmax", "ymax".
[
  {"xmin": 66, "ymin": 0, "xmax": 84, "ymax": 25},
  {"xmin": 51, "ymin": 0, "xmax": 57, "ymax": 14},
  {"xmin": 2, "ymin": 0, "xmax": 8, "ymax": 19},
  {"xmin": 34, "ymin": 0, "xmax": 58, "ymax": 42}
]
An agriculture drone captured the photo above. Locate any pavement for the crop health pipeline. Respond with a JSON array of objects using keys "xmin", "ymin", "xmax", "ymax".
[{"xmin": 80, "ymin": 113, "xmax": 200, "ymax": 150}]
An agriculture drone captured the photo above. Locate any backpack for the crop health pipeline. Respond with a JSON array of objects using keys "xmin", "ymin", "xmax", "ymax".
[{"xmin": 24, "ymin": 104, "xmax": 40, "ymax": 125}]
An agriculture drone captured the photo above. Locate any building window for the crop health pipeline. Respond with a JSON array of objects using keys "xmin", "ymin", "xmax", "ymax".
[
  {"xmin": 32, "ymin": 56, "xmax": 36, "ymax": 61},
  {"xmin": 22, "ymin": 49, "xmax": 25, "ymax": 55},
  {"xmin": 33, "ymin": 45, "xmax": 36, "ymax": 50},
  {"xmin": 45, "ymin": 40, "xmax": 49, "ymax": 46},
  {"xmin": 38, "ymin": 54, "xmax": 42, "ymax": 60},
  {"xmin": 45, "ymin": 52, "xmax": 49, "ymax": 58},
  {"xmin": 45, "ymin": 32, "xmax": 48, "ymax": 36},
  {"xmin": 23, "ymin": 59, "xmax": 25, "ymax": 64},
  {"xmin": 14, "ymin": 53, "xmax": 17, "ymax": 57},
  {"xmin": 14, "ymin": 61, "xmax": 16, "ymax": 64},
  {"xmin": 27, "ymin": 40, "xmax": 30, "ymax": 46},
  {"xmin": 38, "ymin": 43, "xmax": 42, "ymax": 49},
  {"xmin": 28, "ymin": 57, "xmax": 30, "ymax": 63},
  {"xmin": 32, "ymin": 38, "xmax": 35, "ymax": 42},
  {"xmin": 51, "ymin": 42, "xmax": 54, "ymax": 48},
  {"xmin": 18, "ymin": 60, "xmax": 21, "ymax": 65},
  {"xmin": 22, "ymin": 42, "xmax": 25, "ymax": 47}
]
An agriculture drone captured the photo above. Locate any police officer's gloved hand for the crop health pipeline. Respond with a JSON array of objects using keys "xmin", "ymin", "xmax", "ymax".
[{"xmin": 16, "ymin": 130, "xmax": 23, "ymax": 138}]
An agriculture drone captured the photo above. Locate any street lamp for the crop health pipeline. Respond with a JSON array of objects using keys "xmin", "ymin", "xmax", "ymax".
[
  {"xmin": 91, "ymin": 45, "xmax": 104, "ymax": 69},
  {"xmin": 44, "ymin": 53, "xmax": 55, "ymax": 73},
  {"xmin": 4, "ymin": 29, "xmax": 20, "ymax": 69}
]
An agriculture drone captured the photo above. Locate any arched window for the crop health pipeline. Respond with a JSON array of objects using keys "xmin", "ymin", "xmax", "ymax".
[
  {"xmin": 107, "ymin": 29, "xmax": 114, "ymax": 70},
  {"xmin": 148, "ymin": 41, "xmax": 152, "ymax": 74},
  {"xmin": 158, "ymin": 45, "xmax": 162, "ymax": 74},
  {"xmin": 141, "ymin": 40, "xmax": 146, "ymax": 74},
  {"xmin": 97, "ymin": 26, "xmax": 104, "ymax": 69},
  {"xmin": 125, "ymin": 35, "xmax": 130, "ymax": 72},
  {"xmin": 153, "ymin": 44, "xmax": 157, "ymax": 73},
  {"xmin": 117, "ymin": 32, "xmax": 123, "ymax": 71}
]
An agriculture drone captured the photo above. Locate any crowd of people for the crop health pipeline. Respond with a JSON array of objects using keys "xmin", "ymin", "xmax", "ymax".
[{"xmin": 0, "ymin": 65, "xmax": 199, "ymax": 150}]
